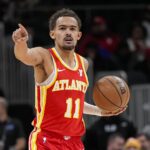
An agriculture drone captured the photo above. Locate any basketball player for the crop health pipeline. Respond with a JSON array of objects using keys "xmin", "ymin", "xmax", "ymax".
[{"xmin": 12, "ymin": 8, "xmax": 126, "ymax": 150}]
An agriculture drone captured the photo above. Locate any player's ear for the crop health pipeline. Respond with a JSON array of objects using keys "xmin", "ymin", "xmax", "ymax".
[
  {"xmin": 50, "ymin": 31, "xmax": 55, "ymax": 39},
  {"xmin": 77, "ymin": 31, "xmax": 82, "ymax": 40}
]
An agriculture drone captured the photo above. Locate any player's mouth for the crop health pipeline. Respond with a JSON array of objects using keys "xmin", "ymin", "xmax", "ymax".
[{"xmin": 64, "ymin": 37, "xmax": 73, "ymax": 43}]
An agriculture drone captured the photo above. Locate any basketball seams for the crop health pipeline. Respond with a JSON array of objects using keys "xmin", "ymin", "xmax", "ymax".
[
  {"xmin": 106, "ymin": 77, "xmax": 123, "ymax": 106},
  {"xmin": 95, "ymin": 82, "xmax": 122, "ymax": 109},
  {"xmin": 93, "ymin": 85, "xmax": 113, "ymax": 111}
]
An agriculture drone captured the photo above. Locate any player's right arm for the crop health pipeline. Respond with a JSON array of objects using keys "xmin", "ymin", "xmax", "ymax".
[{"xmin": 12, "ymin": 24, "xmax": 47, "ymax": 66}]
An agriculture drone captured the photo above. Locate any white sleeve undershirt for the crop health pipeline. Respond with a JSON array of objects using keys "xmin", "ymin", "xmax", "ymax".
[{"xmin": 83, "ymin": 102, "xmax": 102, "ymax": 116}]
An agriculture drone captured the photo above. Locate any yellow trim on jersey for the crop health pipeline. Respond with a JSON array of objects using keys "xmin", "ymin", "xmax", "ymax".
[
  {"xmin": 45, "ymin": 56, "xmax": 58, "ymax": 89},
  {"xmin": 31, "ymin": 51, "xmax": 59, "ymax": 149},
  {"xmin": 40, "ymin": 86, "xmax": 43, "ymax": 113},
  {"xmin": 31, "ymin": 78, "xmax": 52, "ymax": 149},
  {"xmin": 52, "ymin": 47, "xmax": 79, "ymax": 71},
  {"xmin": 32, "ymin": 87, "xmax": 46, "ymax": 150},
  {"xmin": 34, "ymin": 86, "xmax": 41, "ymax": 128},
  {"xmin": 36, "ymin": 86, "xmax": 47, "ymax": 128},
  {"xmin": 31, "ymin": 87, "xmax": 38, "ymax": 126},
  {"xmin": 33, "ymin": 53, "xmax": 57, "ymax": 134},
  {"xmin": 30, "ymin": 128, "xmax": 41, "ymax": 150},
  {"xmin": 79, "ymin": 56, "xmax": 89, "ymax": 86},
  {"xmin": 35, "ymin": 86, "xmax": 38, "ymax": 111}
]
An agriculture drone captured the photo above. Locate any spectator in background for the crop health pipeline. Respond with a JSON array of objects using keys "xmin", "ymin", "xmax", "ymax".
[
  {"xmin": 137, "ymin": 132, "xmax": 150, "ymax": 150},
  {"xmin": 116, "ymin": 22, "xmax": 150, "ymax": 82},
  {"xmin": 79, "ymin": 16, "xmax": 120, "ymax": 55},
  {"xmin": 84, "ymin": 115, "xmax": 137, "ymax": 150},
  {"xmin": 0, "ymin": 89, "xmax": 26, "ymax": 150},
  {"xmin": 142, "ymin": 8, "xmax": 150, "ymax": 78},
  {"xmin": 107, "ymin": 133, "xmax": 125, "ymax": 150},
  {"xmin": 125, "ymin": 23, "xmax": 150, "ymax": 71},
  {"xmin": 124, "ymin": 138, "xmax": 141, "ymax": 150},
  {"xmin": 78, "ymin": 16, "xmax": 120, "ymax": 71},
  {"xmin": 142, "ymin": 125, "xmax": 150, "ymax": 139},
  {"xmin": 115, "ymin": 41, "xmax": 132, "ymax": 71},
  {"xmin": 142, "ymin": 6, "xmax": 150, "ymax": 44}
]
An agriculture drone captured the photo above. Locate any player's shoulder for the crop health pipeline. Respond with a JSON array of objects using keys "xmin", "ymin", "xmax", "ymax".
[
  {"xmin": 76, "ymin": 53, "xmax": 89, "ymax": 72},
  {"xmin": 31, "ymin": 47, "xmax": 52, "ymax": 57},
  {"xmin": 31, "ymin": 47, "xmax": 53, "ymax": 63},
  {"xmin": 33, "ymin": 46, "xmax": 49, "ymax": 53},
  {"xmin": 28, "ymin": 46, "xmax": 47, "ymax": 53}
]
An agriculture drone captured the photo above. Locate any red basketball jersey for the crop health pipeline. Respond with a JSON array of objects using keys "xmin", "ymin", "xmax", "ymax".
[{"xmin": 32, "ymin": 48, "xmax": 89, "ymax": 137}]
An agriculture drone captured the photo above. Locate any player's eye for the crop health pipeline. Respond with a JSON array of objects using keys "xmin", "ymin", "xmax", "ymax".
[
  {"xmin": 59, "ymin": 27, "xmax": 66, "ymax": 30},
  {"xmin": 70, "ymin": 27, "xmax": 76, "ymax": 31}
]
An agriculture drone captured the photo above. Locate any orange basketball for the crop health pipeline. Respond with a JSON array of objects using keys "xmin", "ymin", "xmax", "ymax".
[{"xmin": 93, "ymin": 76, "xmax": 130, "ymax": 112}]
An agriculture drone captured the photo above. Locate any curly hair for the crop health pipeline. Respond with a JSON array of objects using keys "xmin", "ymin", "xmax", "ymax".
[{"xmin": 49, "ymin": 8, "xmax": 82, "ymax": 31}]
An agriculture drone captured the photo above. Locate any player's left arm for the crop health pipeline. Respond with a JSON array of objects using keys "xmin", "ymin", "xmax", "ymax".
[
  {"xmin": 82, "ymin": 57, "xmax": 126, "ymax": 117},
  {"xmin": 84, "ymin": 102, "xmax": 126, "ymax": 117}
]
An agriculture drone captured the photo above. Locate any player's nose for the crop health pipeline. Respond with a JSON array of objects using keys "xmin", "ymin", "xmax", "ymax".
[{"xmin": 65, "ymin": 28, "xmax": 72, "ymax": 35}]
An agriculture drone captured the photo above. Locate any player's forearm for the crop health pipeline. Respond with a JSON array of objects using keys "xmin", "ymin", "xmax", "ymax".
[
  {"xmin": 14, "ymin": 42, "xmax": 37, "ymax": 66},
  {"xmin": 83, "ymin": 102, "xmax": 102, "ymax": 116},
  {"xmin": 13, "ymin": 24, "xmax": 36, "ymax": 66},
  {"xmin": 14, "ymin": 41, "xmax": 29, "ymax": 60}
]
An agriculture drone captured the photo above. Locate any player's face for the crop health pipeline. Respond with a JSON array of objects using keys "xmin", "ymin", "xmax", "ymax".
[{"xmin": 50, "ymin": 16, "xmax": 82, "ymax": 51}]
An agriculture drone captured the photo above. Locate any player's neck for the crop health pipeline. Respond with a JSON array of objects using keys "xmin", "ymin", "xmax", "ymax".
[{"xmin": 55, "ymin": 46, "xmax": 76, "ymax": 68}]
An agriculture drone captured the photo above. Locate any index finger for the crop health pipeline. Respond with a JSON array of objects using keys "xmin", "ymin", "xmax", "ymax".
[{"xmin": 18, "ymin": 23, "xmax": 27, "ymax": 33}]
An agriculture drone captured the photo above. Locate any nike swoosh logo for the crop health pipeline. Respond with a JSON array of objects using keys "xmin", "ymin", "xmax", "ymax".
[{"xmin": 58, "ymin": 69, "xmax": 65, "ymax": 72}]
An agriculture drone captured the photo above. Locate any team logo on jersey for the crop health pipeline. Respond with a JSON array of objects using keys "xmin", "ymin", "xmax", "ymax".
[
  {"xmin": 64, "ymin": 136, "xmax": 71, "ymax": 140},
  {"xmin": 58, "ymin": 69, "xmax": 65, "ymax": 72},
  {"xmin": 78, "ymin": 69, "xmax": 83, "ymax": 77},
  {"xmin": 43, "ymin": 137, "xmax": 47, "ymax": 143}
]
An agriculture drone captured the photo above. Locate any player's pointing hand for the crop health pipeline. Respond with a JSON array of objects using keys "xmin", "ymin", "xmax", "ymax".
[{"xmin": 12, "ymin": 23, "xmax": 29, "ymax": 43}]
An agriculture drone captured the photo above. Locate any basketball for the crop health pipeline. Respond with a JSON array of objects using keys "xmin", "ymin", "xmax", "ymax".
[{"xmin": 93, "ymin": 76, "xmax": 130, "ymax": 112}]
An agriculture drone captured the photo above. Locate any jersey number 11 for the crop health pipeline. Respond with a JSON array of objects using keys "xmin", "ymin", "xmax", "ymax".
[{"xmin": 64, "ymin": 98, "xmax": 80, "ymax": 119}]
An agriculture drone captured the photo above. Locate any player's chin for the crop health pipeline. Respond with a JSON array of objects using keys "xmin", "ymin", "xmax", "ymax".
[{"xmin": 62, "ymin": 45, "xmax": 75, "ymax": 51}]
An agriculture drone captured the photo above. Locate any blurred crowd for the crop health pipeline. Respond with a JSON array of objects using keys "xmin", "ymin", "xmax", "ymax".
[
  {"xmin": 83, "ymin": 114, "xmax": 150, "ymax": 150},
  {"xmin": 77, "ymin": 11, "xmax": 150, "ymax": 84},
  {"xmin": 1, "ymin": 0, "xmax": 150, "ymax": 150}
]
